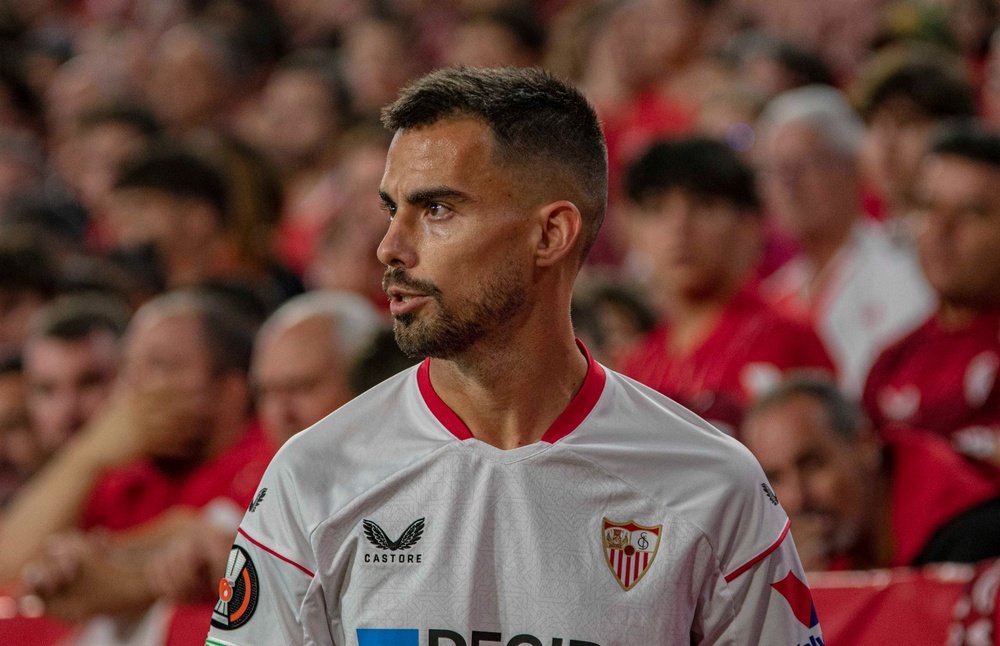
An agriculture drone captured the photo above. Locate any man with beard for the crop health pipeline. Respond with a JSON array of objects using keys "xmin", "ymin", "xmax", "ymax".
[
  {"xmin": 0, "ymin": 289, "xmax": 272, "ymax": 619},
  {"xmin": 743, "ymin": 376, "xmax": 1000, "ymax": 570},
  {"xmin": 207, "ymin": 68, "xmax": 821, "ymax": 644}
]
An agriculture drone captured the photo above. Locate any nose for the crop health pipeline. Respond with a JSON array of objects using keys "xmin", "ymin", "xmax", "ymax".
[{"xmin": 376, "ymin": 213, "xmax": 417, "ymax": 268}]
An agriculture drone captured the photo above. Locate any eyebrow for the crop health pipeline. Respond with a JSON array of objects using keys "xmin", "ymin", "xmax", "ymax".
[{"xmin": 379, "ymin": 186, "xmax": 473, "ymax": 207}]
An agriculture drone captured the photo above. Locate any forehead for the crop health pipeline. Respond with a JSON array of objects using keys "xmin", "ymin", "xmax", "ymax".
[
  {"xmin": 127, "ymin": 309, "xmax": 203, "ymax": 352},
  {"xmin": 921, "ymin": 154, "xmax": 1000, "ymax": 195},
  {"xmin": 254, "ymin": 316, "xmax": 338, "ymax": 372},
  {"xmin": 744, "ymin": 395, "xmax": 839, "ymax": 455},
  {"xmin": 381, "ymin": 118, "xmax": 499, "ymax": 192},
  {"xmin": 762, "ymin": 121, "xmax": 831, "ymax": 156},
  {"xmin": 24, "ymin": 332, "xmax": 119, "ymax": 371}
]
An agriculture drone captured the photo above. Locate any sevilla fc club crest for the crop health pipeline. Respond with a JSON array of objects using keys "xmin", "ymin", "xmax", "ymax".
[
  {"xmin": 602, "ymin": 518, "xmax": 662, "ymax": 591},
  {"xmin": 211, "ymin": 545, "xmax": 259, "ymax": 631}
]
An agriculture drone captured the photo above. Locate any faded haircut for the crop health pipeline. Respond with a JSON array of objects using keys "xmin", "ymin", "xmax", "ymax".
[{"xmin": 381, "ymin": 66, "xmax": 608, "ymax": 261}]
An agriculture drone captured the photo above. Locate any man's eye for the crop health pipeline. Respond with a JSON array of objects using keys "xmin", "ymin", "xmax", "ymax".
[{"xmin": 427, "ymin": 203, "xmax": 450, "ymax": 218}]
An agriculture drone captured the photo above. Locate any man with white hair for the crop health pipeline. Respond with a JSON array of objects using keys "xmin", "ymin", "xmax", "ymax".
[
  {"xmin": 252, "ymin": 290, "xmax": 384, "ymax": 445},
  {"xmin": 755, "ymin": 84, "xmax": 934, "ymax": 395}
]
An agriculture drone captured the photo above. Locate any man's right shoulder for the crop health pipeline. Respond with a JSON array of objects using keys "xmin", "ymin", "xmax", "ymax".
[{"xmin": 260, "ymin": 364, "xmax": 454, "ymax": 519}]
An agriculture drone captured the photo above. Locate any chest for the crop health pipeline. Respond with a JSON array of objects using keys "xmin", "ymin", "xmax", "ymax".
[{"xmin": 313, "ymin": 454, "xmax": 711, "ymax": 644}]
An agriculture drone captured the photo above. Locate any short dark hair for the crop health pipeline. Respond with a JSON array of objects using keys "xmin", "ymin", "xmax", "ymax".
[
  {"xmin": 0, "ymin": 234, "xmax": 59, "ymax": 297},
  {"xmin": 78, "ymin": 103, "xmax": 162, "ymax": 138},
  {"xmin": 625, "ymin": 136, "xmax": 760, "ymax": 211},
  {"xmin": 113, "ymin": 147, "xmax": 230, "ymax": 223},
  {"xmin": 141, "ymin": 289, "xmax": 258, "ymax": 376},
  {"xmin": 857, "ymin": 53, "xmax": 976, "ymax": 121},
  {"xmin": 745, "ymin": 374, "xmax": 866, "ymax": 443},
  {"xmin": 30, "ymin": 292, "xmax": 131, "ymax": 342},
  {"xmin": 381, "ymin": 67, "xmax": 608, "ymax": 260},
  {"xmin": 928, "ymin": 120, "xmax": 1000, "ymax": 168}
]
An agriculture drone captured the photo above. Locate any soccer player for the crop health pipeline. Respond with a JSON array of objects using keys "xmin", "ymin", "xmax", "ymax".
[
  {"xmin": 863, "ymin": 123, "xmax": 1000, "ymax": 472},
  {"xmin": 206, "ymin": 68, "xmax": 822, "ymax": 645}
]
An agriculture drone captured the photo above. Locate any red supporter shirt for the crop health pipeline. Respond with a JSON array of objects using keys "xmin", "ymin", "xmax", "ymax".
[
  {"xmin": 863, "ymin": 310, "xmax": 1000, "ymax": 463},
  {"xmin": 620, "ymin": 287, "xmax": 835, "ymax": 433},
  {"xmin": 82, "ymin": 422, "xmax": 275, "ymax": 532},
  {"xmin": 887, "ymin": 430, "xmax": 996, "ymax": 567}
]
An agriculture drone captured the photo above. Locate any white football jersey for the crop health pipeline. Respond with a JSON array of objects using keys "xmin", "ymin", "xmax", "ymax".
[{"xmin": 206, "ymin": 348, "xmax": 823, "ymax": 646}]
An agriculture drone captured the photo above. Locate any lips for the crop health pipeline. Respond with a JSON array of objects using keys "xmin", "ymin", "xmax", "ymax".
[{"xmin": 386, "ymin": 286, "xmax": 430, "ymax": 317}]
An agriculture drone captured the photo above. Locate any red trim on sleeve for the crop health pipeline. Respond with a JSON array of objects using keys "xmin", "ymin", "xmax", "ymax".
[
  {"xmin": 723, "ymin": 518, "xmax": 791, "ymax": 583},
  {"xmin": 238, "ymin": 527, "xmax": 315, "ymax": 578},
  {"xmin": 416, "ymin": 339, "xmax": 607, "ymax": 444}
]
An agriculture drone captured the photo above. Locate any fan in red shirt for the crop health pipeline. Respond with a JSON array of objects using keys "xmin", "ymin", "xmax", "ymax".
[
  {"xmin": 0, "ymin": 289, "xmax": 273, "ymax": 621},
  {"xmin": 744, "ymin": 376, "xmax": 1000, "ymax": 572},
  {"xmin": 619, "ymin": 137, "xmax": 834, "ymax": 433},
  {"xmin": 863, "ymin": 123, "xmax": 1000, "ymax": 474}
]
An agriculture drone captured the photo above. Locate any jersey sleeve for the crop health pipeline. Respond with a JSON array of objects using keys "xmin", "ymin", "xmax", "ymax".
[
  {"xmin": 691, "ymin": 443, "xmax": 824, "ymax": 644},
  {"xmin": 205, "ymin": 451, "xmax": 327, "ymax": 646}
]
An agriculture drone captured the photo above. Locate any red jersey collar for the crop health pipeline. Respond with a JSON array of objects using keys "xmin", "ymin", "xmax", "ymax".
[{"xmin": 416, "ymin": 339, "xmax": 607, "ymax": 444}]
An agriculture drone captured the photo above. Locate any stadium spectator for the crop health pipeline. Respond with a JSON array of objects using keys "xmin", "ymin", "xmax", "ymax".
[
  {"xmin": 756, "ymin": 84, "xmax": 935, "ymax": 396},
  {"xmin": 620, "ymin": 136, "xmax": 833, "ymax": 432},
  {"xmin": 440, "ymin": 6, "xmax": 547, "ymax": 69},
  {"xmin": 52, "ymin": 103, "xmax": 162, "ymax": 239},
  {"xmin": 744, "ymin": 375, "xmax": 1000, "ymax": 570},
  {"xmin": 572, "ymin": 277, "xmax": 658, "ymax": 371},
  {"xmin": 853, "ymin": 43, "xmax": 977, "ymax": 225},
  {"xmin": 340, "ymin": 14, "xmax": 421, "ymax": 123},
  {"xmin": 104, "ymin": 144, "xmax": 297, "ymax": 309},
  {"xmin": 863, "ymin": 123, "xmax": 1000, "ymax": 472},
  {"xmin": 305, "ymin": 130, "xmax": 392, "ymax": 306},
  {"xmin": 242, "ymin": 48, "xmax": 350, "ymax": 275},
  {"xmin": 144, "ymin": 22, "xmax": 243, "ymax": 136},
  {"xmin": 252, "ymin": 290, "xmax": 383, "ymax": 445},
  {"xmin": 0, "ymin": 357, "xmax": 42, "ymax": 508},
  {"xmin": 22, "ymin": 293, "xmax": 129, "ymax": 457},
  {"xmin": 0, "ymin": 289, "xmax": 269, "ymax": 592},
  {"xmin": 0, "ymin": 234, "xmax": 60, "ymax": 362},
  {"xmin": 144, "ymin": 292, "xmax": 391, "ymax": 606}
]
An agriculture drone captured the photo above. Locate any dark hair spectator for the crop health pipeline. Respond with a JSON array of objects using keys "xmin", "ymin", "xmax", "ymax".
[
  {"xmin": 625, "ymin": 136, "xmax": 760, "ymax": 211},
  {"xmin": 113, "ymin": 147, "xmax": 230, "ymax": 224}
]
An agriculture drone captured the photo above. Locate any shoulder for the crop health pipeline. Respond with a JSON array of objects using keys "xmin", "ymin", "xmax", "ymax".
[
  {"xmin": 569, "ymin": 370, "xmax": 778, "ymax": 507},
  {"xmin": 570, "ymin": 370, "xmax": 789, "ymax": 568},
  {"xmin": 868, "ymin": 315, "xmax": 935, "ymax": 372},
  {"xmin": 259, "ymin": 365, "xmax": 454, "ymax": 524}
]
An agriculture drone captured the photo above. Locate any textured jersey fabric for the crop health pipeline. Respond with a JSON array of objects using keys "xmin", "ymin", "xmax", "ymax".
[{"xmin": 206, "ymin": 347, "xmax": 822, "ymax": 645}]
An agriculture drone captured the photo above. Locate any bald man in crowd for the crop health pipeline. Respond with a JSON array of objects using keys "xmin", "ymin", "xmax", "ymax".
[{"xmin": 252, "ymin": 290, "xmax": 384, "ymax": 445}]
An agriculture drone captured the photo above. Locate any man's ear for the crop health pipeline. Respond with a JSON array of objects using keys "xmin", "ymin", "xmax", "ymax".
[{"xmin": 534, "ymin": 200, "xmax": 583, "ymax": 267}]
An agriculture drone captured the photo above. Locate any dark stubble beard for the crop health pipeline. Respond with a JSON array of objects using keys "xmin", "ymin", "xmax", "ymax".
[{"xmin": 383, "ymin": 259, "xmax": 528, "ymax": 359}]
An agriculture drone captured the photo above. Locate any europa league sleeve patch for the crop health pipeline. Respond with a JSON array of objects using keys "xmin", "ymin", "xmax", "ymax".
[{"xmin": 211, "ymin": 545, "xmax": 260, "ymax": 630}]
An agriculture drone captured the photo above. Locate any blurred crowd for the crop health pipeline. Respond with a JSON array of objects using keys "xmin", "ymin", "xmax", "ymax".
[{"xmin": 2, "ymin": 0, "xmax": 1000, "ymax": 640}]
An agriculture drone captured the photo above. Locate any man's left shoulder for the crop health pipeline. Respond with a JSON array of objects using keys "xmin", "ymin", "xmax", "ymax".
[{"xmin": 574, "ymin": 369, "xmax": 776, "ymax": 500}]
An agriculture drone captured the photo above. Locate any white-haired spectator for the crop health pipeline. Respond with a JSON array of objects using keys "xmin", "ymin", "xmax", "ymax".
[
  {"xmin": 252, "ymin": 290, "xmax": 384, "ymax": 444},
  {"xmin": 755, "ymin": 84, "xmax": 935, "ymax": 395}
]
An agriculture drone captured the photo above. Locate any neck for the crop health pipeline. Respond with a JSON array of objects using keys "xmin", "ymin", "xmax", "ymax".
[
  {"xmin": 860, "ymin": 466, "xmax": 894, "ymax": 569},
  {"xmin": 428, "ymin": 312, "xmax": 587, "ymax": 450},
  {"xmin": 799, "ymin": 219, "xmax": 855, "ymax": 274},
  {"xmin": 937, "ymin": 299, "xmax": 999, "ymax": 331},
  {"xmin": 663, "ymin": 280, "xmax": 741, "ymax": 354}
]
